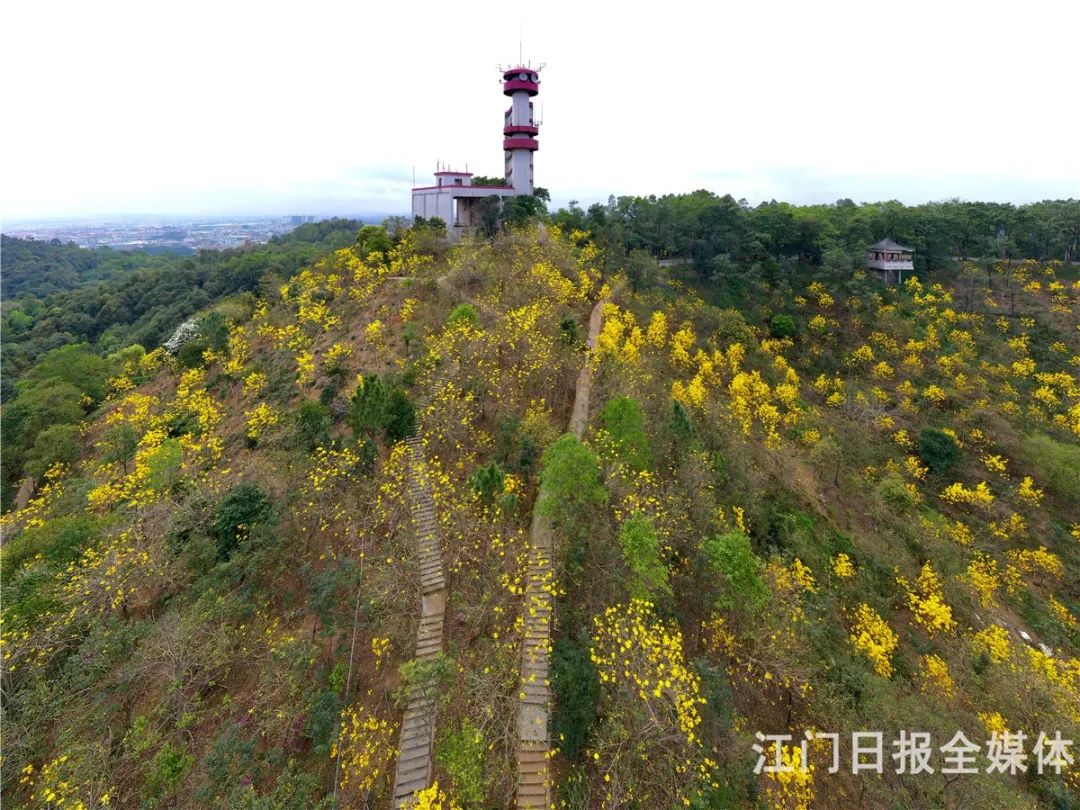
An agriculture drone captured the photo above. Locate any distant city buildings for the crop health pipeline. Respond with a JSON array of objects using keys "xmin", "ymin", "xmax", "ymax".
[{"xmin": 4, "ymin": 216, "xmax": 322, "ymax": 253}]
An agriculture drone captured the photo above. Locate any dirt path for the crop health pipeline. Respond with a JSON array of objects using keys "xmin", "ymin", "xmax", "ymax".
[
  {"xmin": 515, "ymin": 298, "xmax": 606, "ymax": 809},
  {"xmin": 391, "ymin": 435, "xmax": 448, "ymax": 807}
]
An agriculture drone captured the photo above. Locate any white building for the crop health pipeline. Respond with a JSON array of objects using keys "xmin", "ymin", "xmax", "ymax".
[
  {"xmin": 867, "ymin": 237, "xmax": 914, "ymax": 283},
  {"xmin": 411, "ymin": 65, "xmax": 541, "ymax": 240}
]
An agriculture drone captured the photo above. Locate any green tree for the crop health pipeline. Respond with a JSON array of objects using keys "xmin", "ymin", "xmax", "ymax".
[
  {"xmin": 1, "ymin": 379, "xmax": 85, "ymax": 493},
  {"xmin": 214, "ymin": 482, "xmax": 274, "ymax": 560},
  {"xmin": 294, "ymin": 400, "xmax": 332, "ymax": 451},
  {"xmin": 769, "ymin": 314, "xmax": 797, "ymax": 339},
  {"xmin": 599, "ymin": 396, "xmax": 652, "ymax": 471},
  {"xmin": 469, "ymin": 462, "xmax": 506, "ymax": 506},
  {"xmin": 550, "ymin": 636, "xmax": 599, "ymax": 761},
  {"xmin": 619, "ymin": 514, "xmax": 671, "ymax": 600},
  {"xmin": 26, "ymin": 344, "xmax": 110, "ymax": 403},
  {"xmin": 101, "ymin": 421, "xmax": 140, "ymax": 473},
  {"xmin": 625, "ymin": 248, "xmax": 659, "ymax": 293},
  {"xmin": 702, "ymin": 531, "xmax": 768, "ymax": 612},
  {"xmin": 355, "ymin": 225, "xmax": 393, "ymax": 258},
  {"xmin": 918, "ymin": 428, "xmax": 959, "ymax": 475},
  {"xmin": 24, "ymin": 423, "xmax": 83, "ymax": 480},
  {"xmin": 434, "ymin": 721, "xmax": 487, "ymax": 809},
  {"xmin": 447, "ymin": 304, "xmax": 478, "ymax": 328},
  {"xmin": 347, "ymin": 374, "xmax": 389, "ymax": 439},
  {"xmin": 539, "ymin": 434, "xmax": 607, "ymax": 526},
  {"xmin": 384, "ymin": 388, "xmax": 416, "ymax": 443}
]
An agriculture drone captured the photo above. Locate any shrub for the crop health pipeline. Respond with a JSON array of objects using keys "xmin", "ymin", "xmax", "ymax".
[
  {"xmin": 214, "ymin": 483, "xmax": 273, "ymax": 559},
  {"xmin": 918, "ymin": 428, "xmax": 958, "ymax": 475},
  {"xmin": 600, "ymin": 396, "xmax": 652, "ymax": 470},
  {"xmin": 877, "ymin": 474, "xmax": 917, "ymax": 512},
  {"xmin": 384, "ymin": 388, "xmax": 416, "ymax": 442},
  {"xmin": 435, "ymin": 721, "xmax": 487, "ymax": 808},
  {"xmin": 703, "ymin": 531, "xmax": 768, "ymax": 611},
  {"xmin": 294, "ymin": 400, "xmax": 332, "ymax": 451},
  {"xmin": 551, "ymin": 637, "xmax": 599, "ymax": 760},
  {"xmin": 619, "ymin": 515, "xmax": 671, "ymax": 600},
  {"xmin": 447, "ymin": 304, "xmax": 478, "ymax": 328},
  {"xmin": 769, "ymin": 314, "xmax": 797, "ymax": 339}
]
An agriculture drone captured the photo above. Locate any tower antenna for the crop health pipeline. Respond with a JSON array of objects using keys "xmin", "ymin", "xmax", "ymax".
[{"xmin": 519, "ymin": 22, "xmax": 522, "ymax": 63}]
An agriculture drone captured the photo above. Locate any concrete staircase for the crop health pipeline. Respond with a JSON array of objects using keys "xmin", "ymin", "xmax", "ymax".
[
  {"xmin": 516, "ymin": 542, "xmax": 554, "ymax": 808},
  {"xmin": 391, "ymin": 435, "xmax": 448, "ymax": 808},
  {"xmin": 514, "ymin": 298, "xmax": 606, "ymax": 809}
]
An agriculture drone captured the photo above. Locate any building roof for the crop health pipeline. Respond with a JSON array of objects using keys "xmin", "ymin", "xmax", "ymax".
[{"xmin": 870, "ymin": 237, "xmax": 913, "ymax": 252}]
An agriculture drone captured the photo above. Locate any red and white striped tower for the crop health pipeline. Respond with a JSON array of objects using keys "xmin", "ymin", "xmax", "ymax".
[{"xmin": 502, "ymin": 65, "xmax": 541, "ymax": 195}]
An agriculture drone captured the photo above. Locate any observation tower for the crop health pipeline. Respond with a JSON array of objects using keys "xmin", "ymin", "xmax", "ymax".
[
  {"xmin": 411, "ymin": 63, "xmax": 543, "ymax": 239},
  {"xmin": 502, "ymin": 65, "xmax": 541, "ymax": 195}
]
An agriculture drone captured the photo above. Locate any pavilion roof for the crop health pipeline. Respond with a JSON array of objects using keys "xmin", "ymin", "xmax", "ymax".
[{"xmin": 870, "ymin": 237, "xmax": 914, "ymax": 252}]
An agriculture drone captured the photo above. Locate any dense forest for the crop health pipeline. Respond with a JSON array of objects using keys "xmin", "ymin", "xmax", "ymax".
[
  {"xmin": 1, "ymin": 209, "xmax": 1076, "ymax": 808},
  {"xmin": 0, "ymin": 235, "xmax": 177, "ymax": 300},
  {"xmin": 551, "ymin": 195, "xmax": 1080, "ymax": 274}
]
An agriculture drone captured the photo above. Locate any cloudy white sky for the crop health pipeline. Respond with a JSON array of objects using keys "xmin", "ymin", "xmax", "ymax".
[{"xmin": 3, "ymin": 0, "xmax": 1078, "ymax": 222}]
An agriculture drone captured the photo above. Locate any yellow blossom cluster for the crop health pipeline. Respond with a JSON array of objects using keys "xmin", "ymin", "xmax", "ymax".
[
  {"xmin": 1007, "ymin": 546, "xmax": 1063, "ymax": 580},
  {"xmin": 590, "ymin": 599, "xmax": 705, "ymax": 746},
  {"xmin": 831, "ymin": 553, "xmax": 855, "ymax": 579},
  {"xmin": 972, "ymin": 625, "xmax": 1010, "ymax": 663},
  {"xmin": 762, "ymin": 743, "xmax": 815, "ymax": 810},
  {"xmin": 222, "ymin": 325, "xmax": 249, "ymax": 376},
  {"xmin": 242, "ymin": 371, "xmax": 267, "ymax": 397},
  {"xmin": 958, "ymin": 553, "xmax": 1001, "ymax": 608},
  {"xmin": 898, "ymin": 563, "xmax": 956, "ymax": 636},
  {"xmin": 331, "ymin": 702, "xmax": 395, "ymax": 796},
  {"xmin": 244, "ymin": 402, "xmax": 279, "ymax": 441},
  {"xmin": 940, "ymin": 481, "xmax": 994, "ymax": 508},
  {"xmin": 849, "ymin": 603, "xmax": 899, "ymax": 678},
  {"xmin": 18, "ymin": 754, "xmax": 114, "ymax": 809},
  {"xmin": 1016, "ymin": 476, "xmax": 1044, "ymax": 506},
  {"xmin": 920, "ymin": 653, "xmax": 955, "ymax": 697},
  {"xmin": 408, "ymin": 781, "xmax": 461, "ymax": 810}
]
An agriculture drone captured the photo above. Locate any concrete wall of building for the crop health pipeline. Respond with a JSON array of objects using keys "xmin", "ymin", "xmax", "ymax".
[
  {"xmin": 510, "ymin": 149, "xmax": 532, "ymax": 195},
  {"xmin": 411, "ymin": 189, "xmax": 455, "ymax": 224}
]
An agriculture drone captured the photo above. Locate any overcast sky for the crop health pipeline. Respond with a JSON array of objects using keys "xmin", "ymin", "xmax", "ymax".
[{"xmin": 3, "ymin": 0, "xmax": 1079, "ymax": 222}]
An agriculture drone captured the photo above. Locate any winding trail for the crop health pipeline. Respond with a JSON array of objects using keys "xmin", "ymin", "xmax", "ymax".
[
  {"xmin": 515, "ymin": 298, "xmax": 606, "ymax": 809},
  {"xmin": 391, "ymin": 435, "xmax": 448, "ymax": 807}
]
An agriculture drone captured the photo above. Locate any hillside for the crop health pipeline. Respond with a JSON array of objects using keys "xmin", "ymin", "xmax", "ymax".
[
  {"xmin": 0, "ymin": 220, "xmax": 366, "ymax": 509},
  {"xmin": 2, "ymin": 224, "xmax": 1078, "ymax": 809}
]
